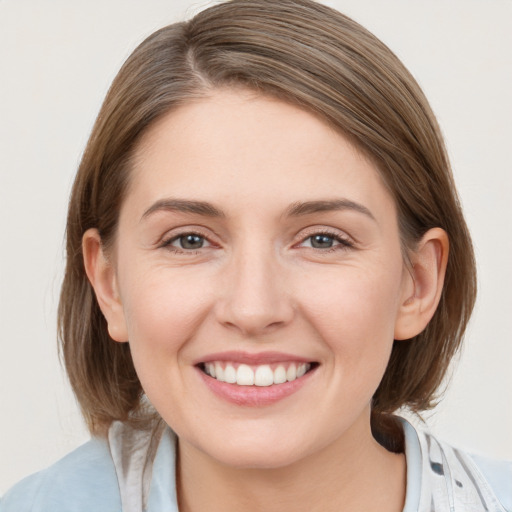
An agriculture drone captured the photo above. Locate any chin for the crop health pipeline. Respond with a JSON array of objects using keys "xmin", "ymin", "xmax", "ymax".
[{"xmin": 186, "ymin": 426, "xmax": 318, "ymax": 470}]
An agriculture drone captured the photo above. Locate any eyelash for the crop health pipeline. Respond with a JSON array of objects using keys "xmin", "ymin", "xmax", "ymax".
[
  {"xmin": 160, "ymin": 230, "xmax": 212, "ymax": 254},
  {"xmin": 160, "ymin": 228, "xmax": 354, "ymax": 255},
  {"xmin": 296, "ymin": 229, "xmax": 354, "ymax": 252}
]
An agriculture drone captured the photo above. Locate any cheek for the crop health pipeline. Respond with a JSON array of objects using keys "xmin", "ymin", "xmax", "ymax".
[
  {"xmin": 301, "ymin": 262, "xmax": 402, "ymax": 329},
  {"xmin": 117, "ymin": 268, "xmax": 217, "ymax": 410},
  {"xmin": 297, "ymin": 263, "xmax": 403, "ymax": 375},
  {"xmin": 118, "ymin": 267, "xmax": 212, "ymax": 361}
]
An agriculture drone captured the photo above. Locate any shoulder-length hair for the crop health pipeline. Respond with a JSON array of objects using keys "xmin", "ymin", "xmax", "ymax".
[{"xmin": 59, "ymin": 0, "xmax": 476, "ymax": 442}]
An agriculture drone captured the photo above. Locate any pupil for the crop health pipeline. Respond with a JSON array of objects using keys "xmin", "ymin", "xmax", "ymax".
[
  {"xmin": 181, "ymin": 234, "xmax": 203, "ymax": 249},
  {"xmin": 311, "ymin": 234, "xmax": 333, "ymax": 248}
]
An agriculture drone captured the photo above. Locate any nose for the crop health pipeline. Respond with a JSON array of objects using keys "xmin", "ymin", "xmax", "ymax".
[{"xmin": 214, "ymin": 243, "xmax": 294, "ymax": 337}]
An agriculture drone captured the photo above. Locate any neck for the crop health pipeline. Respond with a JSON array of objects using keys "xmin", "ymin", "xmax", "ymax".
[{"xmin": 176, "ymin": 412, "xmax": 406, "ymax": 512}]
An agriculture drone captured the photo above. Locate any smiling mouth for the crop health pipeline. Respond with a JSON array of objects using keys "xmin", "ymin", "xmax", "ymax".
[{"xmin": 199, "ymin": 361, "xmax": 318, "ymax": 387}]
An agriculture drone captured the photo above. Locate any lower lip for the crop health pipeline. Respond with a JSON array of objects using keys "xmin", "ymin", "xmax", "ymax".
[{"xmin": 197, "ymin": 366, "xmax": 316, "ymax": 407}]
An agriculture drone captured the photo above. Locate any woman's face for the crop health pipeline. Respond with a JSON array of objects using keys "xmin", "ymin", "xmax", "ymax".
[{"xmin": 110, "ymin": 89, "xmax": 413, "ymax": 468}]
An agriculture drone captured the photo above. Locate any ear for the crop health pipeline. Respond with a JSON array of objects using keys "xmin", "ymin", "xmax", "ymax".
[
  {"xmin": 82, "ymin": 228, "xmax": 129, "ymax": 342},
  {"xmin": 394, "ymin": 228, "xmax": 449, "ymax": 340}
]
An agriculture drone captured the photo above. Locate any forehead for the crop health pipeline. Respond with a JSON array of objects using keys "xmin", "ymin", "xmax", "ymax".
[{"xmin": 125, "ymin": 89, "xmax": 395, "ymax": 221}]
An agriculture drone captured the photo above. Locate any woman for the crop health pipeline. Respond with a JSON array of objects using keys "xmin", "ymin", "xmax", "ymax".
[{"xmin": 1, "ymin": 1, "xmax": 510, "ymax": 511}]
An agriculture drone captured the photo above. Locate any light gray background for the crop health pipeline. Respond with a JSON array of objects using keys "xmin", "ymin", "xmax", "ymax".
[{"xmin": 1, "ymin": 0, "xmax": 511, "ymax": 493}]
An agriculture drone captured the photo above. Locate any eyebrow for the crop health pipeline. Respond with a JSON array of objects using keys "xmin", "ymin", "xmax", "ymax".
[
  {"xmin": 284, "ymin": 199, "xmax": 375, "ymax": 220},
  {"xmin": 141, "ymin": 199, "xmax": 225, "ymax": 220},
  {"xmin": 141, "ymin": 197, "xmax": 375, "ymax": 222}
]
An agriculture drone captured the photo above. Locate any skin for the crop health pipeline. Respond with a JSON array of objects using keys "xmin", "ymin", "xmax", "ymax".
[{"xmin": 84, "ymin": 89, "xmax": 448, "ymax": 512}]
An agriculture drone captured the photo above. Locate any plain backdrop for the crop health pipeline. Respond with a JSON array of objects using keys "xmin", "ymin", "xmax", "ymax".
[{"xmin": 1, "ymin": 0, "xmax": 511, "ymax": 493}]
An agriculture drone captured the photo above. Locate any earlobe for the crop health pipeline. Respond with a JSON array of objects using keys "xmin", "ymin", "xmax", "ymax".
[
  {"xmin": 82, "ymin": 228, "xmax": 129, "ymax": 342},
  {"xmin": 394, "ymin": 228, "xmax": 449, "ymax": 340}
]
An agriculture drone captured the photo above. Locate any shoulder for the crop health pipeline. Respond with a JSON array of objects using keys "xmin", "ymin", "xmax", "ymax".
[
  {"xmin": 0, "ymin": 437, "xmax": 122, "ymax": 512},
  {"xmin": 470, "ymin": 453, "xmax": 512, "ymax": 512},
  {"xmin": 401, "ymin": 417, "xmax": 512, "ymax": 512},
  {"xmin": 431, "ymin": 434, "xmax": 512, "ymax": 512}
]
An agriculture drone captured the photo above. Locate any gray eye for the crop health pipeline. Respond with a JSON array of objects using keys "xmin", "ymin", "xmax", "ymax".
[
  {"xmin": 179, "ymin": 234, "xmax": 204, "ymax": 249},
  {"xmin": 310, "ymin": 234, "xmax": 334, "ymax": 248}
]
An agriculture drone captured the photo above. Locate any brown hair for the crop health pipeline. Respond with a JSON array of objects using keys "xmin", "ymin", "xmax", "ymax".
[{"xmin": 59, "ymin": 0, "xmax": 476, "ymax": 442}]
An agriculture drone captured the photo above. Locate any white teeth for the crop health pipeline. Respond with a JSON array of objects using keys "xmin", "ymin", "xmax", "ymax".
[
  {"xmin": 214, "ymin": 362, "xmax": 224, "ymax": 381},
  {"xmin": 254, "ymin": 365, "xmax": 274, "ymax": 387},
  {"xmin": 286, "ymin": 364, "xmax": 297, "ymax": 382},
  {"xmin": 236, "ymin": 364, "xmax": 254, "ymax": 385},
  {"xmin": 204, "ymin": 362, "xmax": 313, "ymax": 386},
  {"xmin": 224, "ymin": 364, "xmax": 237, "ymax": 383},
  {"xmin": 274, "ymin": 365, "xmax": 287, "ymax": 384}
]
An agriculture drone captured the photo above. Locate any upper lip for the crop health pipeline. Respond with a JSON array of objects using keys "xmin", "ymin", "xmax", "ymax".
[{"xmin": 195, "ymin": 351, "xmax": 315, "ymax": 365}]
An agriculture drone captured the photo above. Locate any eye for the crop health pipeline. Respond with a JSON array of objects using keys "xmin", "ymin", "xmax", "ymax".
[
  {"xmin": 298, "ymin": 231, "xmax": 353, "ymax": 251},
  {"xmin": 163, "ymin": 233, "xmax": 211, "ymax": 251},
  {"xmin": 309, "ymin": 234, "xmax": 337, "ymax": 249}
]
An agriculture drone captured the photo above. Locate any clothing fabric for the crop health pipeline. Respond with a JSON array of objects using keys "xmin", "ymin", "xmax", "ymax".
[{"xmin": 1, "ymin": 418, "xmax": 510, "ymax": 511}]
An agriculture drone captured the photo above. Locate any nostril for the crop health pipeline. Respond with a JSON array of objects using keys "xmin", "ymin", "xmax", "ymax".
[{"xmin": 220, "ymin": 318, "xmax": 288, "ymax": 337}]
